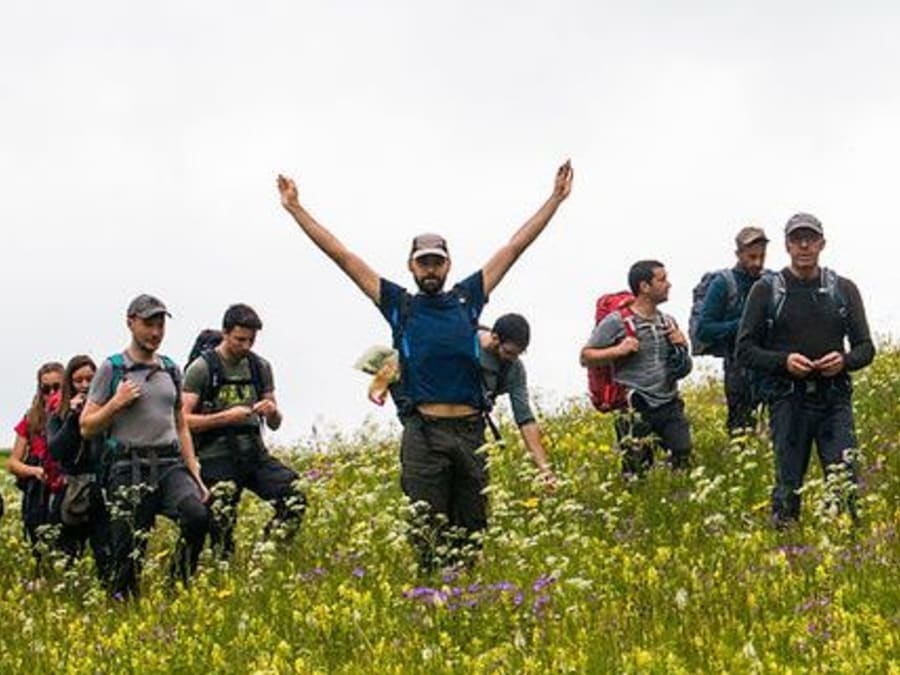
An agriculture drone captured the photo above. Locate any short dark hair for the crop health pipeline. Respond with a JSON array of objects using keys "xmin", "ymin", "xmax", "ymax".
[
  {"xmin": 628, "ymin": 260, "xmax": 664, "ymax": 295},
  {"xmin": 222, "ymin": 304, "xmax": 263, "ymax": 332},
  {"xmin": 492, "ymin": 313, "xmax": 530, "ymax": 350}
]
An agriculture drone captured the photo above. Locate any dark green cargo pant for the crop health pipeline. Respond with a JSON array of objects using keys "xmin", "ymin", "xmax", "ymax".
[{"xmin": 400, "ymin": 413, "xmax": 487, "ymax": 571}]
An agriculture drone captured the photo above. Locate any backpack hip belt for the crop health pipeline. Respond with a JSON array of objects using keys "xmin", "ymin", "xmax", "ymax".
[{"xmin": 109, "ymin": 442, "xmax": 181, "ymax": 487}]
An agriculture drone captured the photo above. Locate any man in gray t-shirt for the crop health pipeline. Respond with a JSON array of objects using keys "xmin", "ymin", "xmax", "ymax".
[
  {"xmin": 581, "ymin": 261, "xmax": 693, "ymax": 475},
  {"xmin": 81, "ymin": 294, "xmax": 209, "ymax": 598}
]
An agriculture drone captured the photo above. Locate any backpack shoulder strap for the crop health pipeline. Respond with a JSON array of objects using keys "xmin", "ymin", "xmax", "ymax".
[
  {"xmin": 722, "ymin": 268, "xmax": 739, "ymax": 308},
  {"xmin": 452, "ymin": 284, "xmax": 479, "ymax": 325},
  {"xmin": 247, "ymin": 351, "xmax": 267, "ymax": 399},
  {"xmin": 618, "ymin": 307, "xmax": 637, "ymax": 338},
  {"xmin": 199, "ymin": 349, "xmax": 224, "ymax": 406},
  {"xmin": 107, "ymin": 353, "xmax": 126, "ymax": 399},
  {"xmin": 821, "ymin": 267, "xmax": 849, "ymax": 322},
  {"xmin": 158, "ymin": 354, "xmax": 180, "ymax": 388},
  {"xmin": 768, "ymin": 271, "xmax": 787, "ymax": 322}
]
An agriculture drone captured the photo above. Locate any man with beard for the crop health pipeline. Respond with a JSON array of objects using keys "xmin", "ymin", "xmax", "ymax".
[
  {"xmin": 277, "ymin": 160, "xmax": 573, "ymax": 569},
  {"xmin": 695, "ymin": 226, "xmax": 770, "ymax": 434},
  {"xmin": 81, "ymin": 295, "xmax": 209, "ymax": 598},
  {"xmin": 581, "ymin": 260, "xmax": 693, "ymax": 476}
]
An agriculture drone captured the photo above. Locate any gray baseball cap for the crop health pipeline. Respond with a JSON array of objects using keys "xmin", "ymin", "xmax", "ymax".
[
  {"xmin": 784, "ymin": 212, "xmax": 824, "ymax": 237},
  {"xmin": 410, "ymin": 233, "xmax": 449, "ymax": 261},
  {"xmin": 735, "ymin": 226, "xmax": 769, "ymax": 248},
  {"xmin": 126, "ymin": 294, "xmax": 171, "ymax": 319}
]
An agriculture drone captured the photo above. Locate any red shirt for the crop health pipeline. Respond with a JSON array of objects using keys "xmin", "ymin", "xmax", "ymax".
[{"xmin": 14, "ymin": 414, "xmax": 65, "ymax": 494}]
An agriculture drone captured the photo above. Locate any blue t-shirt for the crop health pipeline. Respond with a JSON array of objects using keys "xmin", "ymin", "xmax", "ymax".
[{"xmin": 378, "ymin": 271, "xmax": 487, "ymax": 410}]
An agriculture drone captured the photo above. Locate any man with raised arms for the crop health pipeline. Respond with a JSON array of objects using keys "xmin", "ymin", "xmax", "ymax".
[{"xmin": 277, "ymin": 161, "xmax": 573, "ymax": 569}]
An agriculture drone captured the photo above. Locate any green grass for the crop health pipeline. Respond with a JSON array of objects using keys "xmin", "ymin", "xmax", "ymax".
[{"xmin": 1, "ymin": 347, "xmax": 899, "ymax": 672}]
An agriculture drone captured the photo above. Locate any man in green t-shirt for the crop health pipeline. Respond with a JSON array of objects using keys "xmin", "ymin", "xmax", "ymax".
[{"xmin": 182, "ymin": 304, "xmax": 305, "ymax": 559}]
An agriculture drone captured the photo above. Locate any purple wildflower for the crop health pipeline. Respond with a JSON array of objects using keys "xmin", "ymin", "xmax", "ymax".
[{"xmin": 532, "ymin": 573, "xmax": 558, "ymax": 593}]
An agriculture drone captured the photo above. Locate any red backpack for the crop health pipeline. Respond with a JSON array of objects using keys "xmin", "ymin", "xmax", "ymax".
[{"xmin": 587, "ymin": 291, "xmax": 637, "ymax": 412}]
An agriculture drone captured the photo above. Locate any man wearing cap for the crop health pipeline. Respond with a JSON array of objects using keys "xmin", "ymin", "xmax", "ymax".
[
  {"xmin": 736, "ymin": 214, "xmax": 874, "ymax": 525},
  {"xmin": 81, "ymin": 294, "xmax": 210, "ymax": 597},
  {"xmin": 696, "ymin": 226, "xmax": 771, "ymax": 434},
  {"xmin": 277, "ymin": 161, "xmax": 573, "ymax": 569}
]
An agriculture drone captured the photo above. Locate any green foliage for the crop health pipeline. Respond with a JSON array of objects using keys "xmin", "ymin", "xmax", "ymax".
[{"xmin": 2, "ymin": 347, "xmax": 900, "ymax": 672}]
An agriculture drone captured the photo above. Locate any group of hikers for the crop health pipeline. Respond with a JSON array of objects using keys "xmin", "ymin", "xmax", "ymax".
[
  {"xmin": 10, "ymin": 301, "xmax": 305, "ymax": 597},
  {"xmin": 7, "ymin": 159, "xmax": 875, "ymax": 594}
]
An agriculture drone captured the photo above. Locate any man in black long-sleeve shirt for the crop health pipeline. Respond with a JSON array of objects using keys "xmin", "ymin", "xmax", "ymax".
[{"xmin": 736, "ymin": 213, "xmax": 874, "ymax": 525}]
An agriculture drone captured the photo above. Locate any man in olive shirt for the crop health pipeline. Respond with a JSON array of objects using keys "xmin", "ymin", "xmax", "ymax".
[
  {"xmin": 182, "ymin": 304, "xmax": 304, "ymax": 559},
  {"xmin": 736, "ymin": 213, "xmax": 874, "ymax": 525},
  {"xmin": 478, "ymin": 314, "xmax": 555, "ymax": 487}
]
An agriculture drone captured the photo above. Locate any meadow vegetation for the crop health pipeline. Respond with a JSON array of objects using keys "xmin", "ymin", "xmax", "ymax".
[{"xmin": 1, "ymin": 347, "xmax": 899, "ymax": 673}]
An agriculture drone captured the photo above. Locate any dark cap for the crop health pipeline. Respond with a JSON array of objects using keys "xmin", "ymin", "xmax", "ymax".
[
  {"xmin": 735, "ymin": 226, "xmax": 769, "ymax": 249},
  {"xmin": 127, "ymin": 294, "xmax": 171, "ymax": 319},
  {"xmin": 784, "ymin": 212, "xmax": 824, "ymax": 237},
  {"xmin": 492, "ymin": 313, "xmax": 530, "ymax": 350},
  {"xmin": 410, "ymin": 233, "xmax": 449, "ymax": 261}
]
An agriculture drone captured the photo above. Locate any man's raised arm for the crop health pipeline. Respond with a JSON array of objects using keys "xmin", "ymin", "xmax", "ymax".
[
  {"xmin": 481, "ymin": 160, "xmax": 573, "ymax": 295},
  {"xmin": 277, "ymin": 174, "xmax": 381, "ymax": 303}
]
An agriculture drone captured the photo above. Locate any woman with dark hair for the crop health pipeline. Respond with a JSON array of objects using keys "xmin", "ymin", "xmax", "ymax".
[
  {"xmin": 46, "ymin": 355, "xmax": 112, "ymax": 583},
  {"xmin": 8, "ymin": 361, "xmax": 66, "ymax": 557}
]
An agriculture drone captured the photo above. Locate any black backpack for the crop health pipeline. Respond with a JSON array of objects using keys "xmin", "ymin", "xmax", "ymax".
[
  {"xmin": 764, "ymin": 267, "xmax": 848, "ymax": 340},
  {"xmin": 186, "ymin": 329, "xmax": 223, "ymax": 370},
  {"xmin": 689, "ymin": 268, "xmax": 740, "ymax": 357},
  {"xmin": 195, "ymin": 349, "xmax": 267, "ymax": 414}
]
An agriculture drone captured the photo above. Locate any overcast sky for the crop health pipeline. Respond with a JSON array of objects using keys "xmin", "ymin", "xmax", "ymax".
[{"xmin": 3, "ymin": 1, "xmax": 898, "ymax": 445}]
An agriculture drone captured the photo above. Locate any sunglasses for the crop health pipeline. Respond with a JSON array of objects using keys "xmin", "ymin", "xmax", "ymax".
[{"xmin": 41, "ymin": 382, "xmax": 61, "ymax": 395}]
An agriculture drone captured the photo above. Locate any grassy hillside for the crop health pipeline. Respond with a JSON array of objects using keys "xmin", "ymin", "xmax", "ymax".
[{"xmin": 0, "ymin": 347, "xmax": 898, "ymax": 672}]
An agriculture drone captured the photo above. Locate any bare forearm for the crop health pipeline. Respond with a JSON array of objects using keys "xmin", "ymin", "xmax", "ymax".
[
  {"xmin": 509, "ymin": 196, "xmax": 564, "ymax": 257},
  {"xmin": 185, "ymin": 409, "xmax": 241, "ymax": 433},
  {"xmin": 483, "ymin": 195, "xmax": 564, "ymax": 294},
  {"xmin": 7, "ymin": 439, "xmax": 31, "ymax": 479},
  {"xmin": 177, "ymin": 420, "xmax": 201, "ymax": 476},
  {"xmin": 284, "ymin": 204, "xmax": 379, "ymax": 300},
  {"xmin": 580, "ymin": 346, "xmax": 620, "ymax": 367},
  {"xmin": 520, "ymin": 422, "xmax": 549, "ymax": 471},
  {"xmin": 80, "ymin": 400, "xmax": 123, "ymax": 438}
]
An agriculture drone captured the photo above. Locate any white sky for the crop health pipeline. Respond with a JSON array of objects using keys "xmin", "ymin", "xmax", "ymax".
[{"xmin": 3, "ymin": 1, "xmax": 898, "ymax": 445}]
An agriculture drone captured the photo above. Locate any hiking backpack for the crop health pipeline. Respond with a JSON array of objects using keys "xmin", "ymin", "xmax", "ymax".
[
  {"xmin": 98, "ymin": 353, "xmax": 181, "ymax": 474},
  {"xmin": 587, "ymin": 291, "xmax": 636, "ymax": 412},
  {"xmin": 764, "ymin": 267, "xmax": 848, "ymax": 338},
  {"xmin": 186, "ymin": 329, "xmax": 223, "ymax": 370},
  {"xmin": 389, "ymin": 284, "xmax": 488, "ymax": 411},
  {"xmin": 688, "ymin": 268, "xmax": 740, "ymax": 357},
  {"xmin": 195, "ymin": 349, "xmax": 267, "ymax": 414}
]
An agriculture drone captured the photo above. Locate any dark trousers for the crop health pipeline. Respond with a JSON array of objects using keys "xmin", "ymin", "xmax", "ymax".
[
  {"xmin": 105, "ymin": 460, "xmax": 209, "ymax": 598},
  {"xmin": 769, "ymin": 393, "xmax": 857, "ymax": 523},
  {"xmin": 400, "ymin": 413, "xmax": 488, "ymax": 571},
  {"xmin": 723, "ymin": 355, "xmax": 757, "ymax": 434},
  {"xmin": 614, "ymin": 396, "xmax": 692, "ymax": 475},
  {"xmin": 20, "ymin": 477, "xmax": 51, "ymax": 560},
  {"xmin": 50, "ymin": 482, "xmax": 113, "ymax": 585},
  {"xmin": 200, "ymin": 450, "xmax": 304, "ymax": 560}
]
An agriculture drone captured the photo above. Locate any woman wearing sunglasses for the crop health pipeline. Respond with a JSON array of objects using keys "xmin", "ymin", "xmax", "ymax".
[
  {"xmin": 8, "ymin": 361, "xmax": 66, "ymax": 561},
  {"xmin": 46, "ymin": 355, "xmax": 112, "ymax": 583}
]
